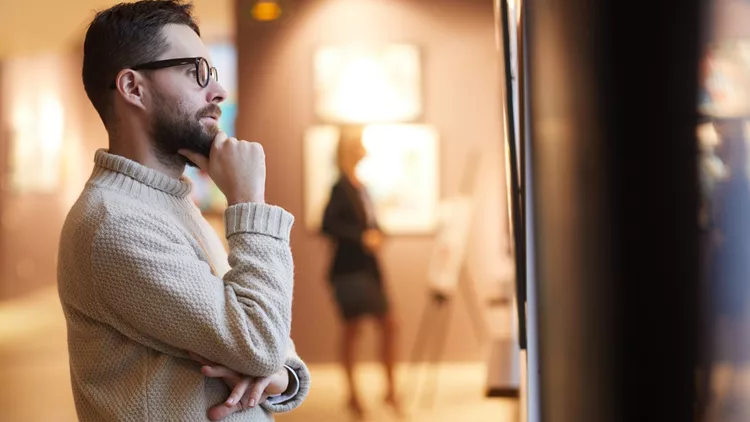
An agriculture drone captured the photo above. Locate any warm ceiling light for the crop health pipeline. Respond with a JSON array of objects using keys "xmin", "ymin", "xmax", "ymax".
[{"xmin": 251, "ymin": 0, "xmax": 282, "ymax": 22}]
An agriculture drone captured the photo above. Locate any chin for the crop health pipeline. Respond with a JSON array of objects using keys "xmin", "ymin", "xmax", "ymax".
[{"xmin": 205, "ymin": 126, "xmax": 220, "ymax": 138}]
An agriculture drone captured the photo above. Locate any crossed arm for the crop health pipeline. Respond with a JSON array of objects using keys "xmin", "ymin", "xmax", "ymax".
[{"xmin": 90, "ymin": 203, "xmax": 309, "ymax": 417}]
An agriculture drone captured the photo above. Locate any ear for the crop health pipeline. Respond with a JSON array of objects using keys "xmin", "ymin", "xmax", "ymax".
[{"xmin": 114, "ymin": 69, "xmax": 148, "ymax": 111}]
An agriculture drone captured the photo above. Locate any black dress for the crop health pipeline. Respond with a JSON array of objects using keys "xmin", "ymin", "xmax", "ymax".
[{"xmin": 322, "ymin": 176, "xmax": 389, "ymax": 321}]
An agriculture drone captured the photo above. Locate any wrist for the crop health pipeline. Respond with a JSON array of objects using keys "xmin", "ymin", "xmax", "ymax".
[{"xmin": 227, "ymin": 194, "xmax": 265, "ymax": 205}]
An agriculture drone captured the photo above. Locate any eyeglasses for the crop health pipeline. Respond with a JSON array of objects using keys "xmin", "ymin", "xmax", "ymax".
[{"xmin": 109, "ymin": 57, "xmax": 218, "ymax": 89}]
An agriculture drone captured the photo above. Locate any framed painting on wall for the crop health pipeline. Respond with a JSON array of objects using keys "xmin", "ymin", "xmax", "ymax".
[
  {"xmin": 313, "ymin": 43, "xmax": 422, "ymax": 124},
  {"xmin": 303, "ymin": 123, "xmax": 440, "ymax": 235},
  {"xmin": 4, "ymin": 54, "xmax": 66, "ymax": 194}
]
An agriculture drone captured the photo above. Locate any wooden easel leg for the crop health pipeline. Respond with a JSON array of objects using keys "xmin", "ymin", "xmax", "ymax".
[
  {"xmin": 407, "ymin": 295, "xmax": 437, "ymax": 409},
  {"xmin": 421, "ymin": 297, "xmax": 454, "ymax": 409},
  {"xmin": 406, "ymin": 293, "xmax": 453, "ymax": 410}
]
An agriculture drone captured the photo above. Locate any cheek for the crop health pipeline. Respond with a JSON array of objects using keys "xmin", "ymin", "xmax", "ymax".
[
  {"xmin": 153, "ymin": 76, "xmax": 202, "ymax": 114},
  {"xmin": 150, "ymin": 87, "xmax": 179, "ymax": 113},
  {"xmin": 169, "ymin": 98, "xmax": 199, "ymax": 120}
]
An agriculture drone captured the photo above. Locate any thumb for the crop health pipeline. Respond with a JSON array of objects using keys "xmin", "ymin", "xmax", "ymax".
[
  {"xmin": 179, "ymin": 149, "xmax": 209, "ymax": 171},
  {"xmin": 208, "ymin": 403, "xmax": 241, "ymax": 421}
]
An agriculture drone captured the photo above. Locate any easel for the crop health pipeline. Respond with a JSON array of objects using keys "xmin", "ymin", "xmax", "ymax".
[
  {"xmin": 405, "ymin": 151, "xmax": 490, "ymax": 409},
  {"xmin": 407, "ymin": 264, "xmax": 490, "ymax": 409}
]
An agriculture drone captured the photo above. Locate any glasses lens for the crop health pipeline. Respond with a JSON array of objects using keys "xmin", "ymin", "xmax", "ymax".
[{"xmin": 198, "ymin": 58, "xmax": 210, "ymax": 87}]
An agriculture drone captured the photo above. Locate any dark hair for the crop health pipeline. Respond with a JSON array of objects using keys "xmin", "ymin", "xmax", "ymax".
[{"xmin": 82, "ymin": 0, "xmax": 200, "ymax": 126}]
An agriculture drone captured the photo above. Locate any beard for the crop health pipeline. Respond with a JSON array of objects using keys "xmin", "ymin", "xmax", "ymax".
[{"xmin": 150, "ymin": 93, "xmax": 221, "ymax": 169}]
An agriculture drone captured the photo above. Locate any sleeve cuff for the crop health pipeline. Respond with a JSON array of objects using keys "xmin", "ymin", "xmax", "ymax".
[
  {"xmin": 260, "ymin": 351, "xmax": 310, "ymax": 413},
  {"xmin": 224, "ymin": 203, "xmax": 294, "ymax": 240},
  {"xmin": 265, "ymin": 365, "xmax": 300, "ymax": 405}
]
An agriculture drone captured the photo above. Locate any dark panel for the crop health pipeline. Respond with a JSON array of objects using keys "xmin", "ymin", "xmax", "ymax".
[{"xmin": 525, "ymin": 0, "xmax": 703, "ymax": 421}]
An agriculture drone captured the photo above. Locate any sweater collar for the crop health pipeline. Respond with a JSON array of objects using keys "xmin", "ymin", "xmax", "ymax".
[{"xmin": 92, "ymin": 149, "xmax": 193, "ymax": 198}]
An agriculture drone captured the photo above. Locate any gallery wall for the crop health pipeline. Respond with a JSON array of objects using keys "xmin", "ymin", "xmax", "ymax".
[
  {"xmin": 236, "ymin": 0, "xmax": 510, "ymax": 363},
  {"xmin": 0, "ymin": 51, "xmax": 104, "ymax": 300}
]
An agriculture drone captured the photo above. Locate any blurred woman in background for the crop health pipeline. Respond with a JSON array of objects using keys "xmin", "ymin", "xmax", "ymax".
[{"xmin": 322, "ymin": 125, "xmax": 403, "ymax": 420}]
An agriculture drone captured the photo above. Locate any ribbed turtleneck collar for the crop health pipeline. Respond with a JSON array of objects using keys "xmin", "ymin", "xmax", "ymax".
[{"xmin": 90, "ymin": 149, "xmax": 192, "ymax": 198}]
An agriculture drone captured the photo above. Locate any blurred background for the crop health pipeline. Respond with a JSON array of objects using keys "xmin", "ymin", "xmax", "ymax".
[
  {"xmin": 0, "ymin": 0, "xmax": 519, "ymax": 421},
  {"xmin": 8, "ymin": 0, "xmax": 750, "ymax": 421}
]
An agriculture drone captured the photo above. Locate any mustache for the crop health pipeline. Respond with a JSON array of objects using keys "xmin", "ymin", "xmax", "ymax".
[{"xmin": 197, "ymin": 104, "xmax": 222, "ymax": 119}]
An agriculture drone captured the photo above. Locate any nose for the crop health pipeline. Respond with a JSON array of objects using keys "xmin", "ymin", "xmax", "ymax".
[{"xmin": 207, "ymin": 79, "xmax": 228, "ymax": 104}]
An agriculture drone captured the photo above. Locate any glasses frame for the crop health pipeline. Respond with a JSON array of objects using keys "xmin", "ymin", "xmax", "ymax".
[{"xmin": 109, "ymin": 57, "xmax": 218, "ymax": 89}]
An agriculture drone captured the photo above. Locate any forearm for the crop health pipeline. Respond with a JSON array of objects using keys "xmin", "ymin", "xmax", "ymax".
[{"xmin": 217, "ymin": 203, "xmax": 296, "ymax": 375}]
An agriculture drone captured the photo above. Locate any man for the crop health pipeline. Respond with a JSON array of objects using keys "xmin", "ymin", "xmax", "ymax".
[{"xmin": 57, "ymin": 1, "xmax": 309, "ymax": 421}]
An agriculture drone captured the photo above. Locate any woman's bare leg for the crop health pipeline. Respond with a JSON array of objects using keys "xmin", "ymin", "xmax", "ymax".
[{"xmin": 342, "ymin": 318, "xmax": 365, "ymax": 419}]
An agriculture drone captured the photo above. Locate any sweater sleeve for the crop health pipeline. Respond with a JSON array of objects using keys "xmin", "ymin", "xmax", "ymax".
[
  {"xmin": 90, "ymin": 202, "xmax": 294, "ymax": 377},
  {"xmin": 261, "ymin": 340, "xmax": 311, "ymax": 413}
]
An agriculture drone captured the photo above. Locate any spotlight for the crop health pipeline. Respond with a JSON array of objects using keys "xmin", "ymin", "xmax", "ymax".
[{"xmin": 251, "ymin": 0, "xmax": 282, "ymax": 22}]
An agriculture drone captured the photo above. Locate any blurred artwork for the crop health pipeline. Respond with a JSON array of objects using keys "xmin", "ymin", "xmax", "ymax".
[
  {"xmin": 3, "ymin": 54, "xmax": 66, "ymax": 194},
  {"xmin": 700, "ymin": 42, "xmax": 750, "ymax": 118},
  {"xmin": 304, "ymin": 124, "xmax": 439, "ymax": 234},
  {"xmin": 303, "ymin": 125, "xmax": 341, "ymax": 232},
  {"xmin": 313, "ymin": 44, "xmax": 422, "ymax": 124},
  {"xmin": 207, "ymin": 42, "xmax": 238, "ymax": 136},
  {"xmin": 183, "ymin": 41, "xmax": 236, "ymax": 214},
  {"xmin": 184, "ymin": 166, "xmax": 227, "ymax": 212}
]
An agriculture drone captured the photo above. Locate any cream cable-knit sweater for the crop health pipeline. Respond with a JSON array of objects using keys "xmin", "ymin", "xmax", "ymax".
[{"xmin": 57, "ymin": 150, "xmax": 310, "ymax": 421}]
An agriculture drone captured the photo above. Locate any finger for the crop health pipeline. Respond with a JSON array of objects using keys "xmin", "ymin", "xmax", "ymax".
[
  {"xmin": 226, "ymin": 376, "xmax": 252, "ymax": 407},
  {"xmin": 214, "ymin": 130, "xmax": 228, "ymax": 142},
  {"xmin": 201, "ymin": 365, "xmax": 241, "ymax": 384},
  {"xmin": 178, "ymin": 149, "xmax": 209, "ymax": 170},
  {"xmin": 239, "ymin": 388, "xmax": 253, "ymax": 410},
  {"xmin": 248, "ymin": 377, "xmax": 272, "ymax": 408},
  {"xmin": 211, "ymin": 130, "xmax": 229, "ymax": 151},
  {"xmin": 207, "ymin": 402, "xmax": 241, "ymax": 421}
]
